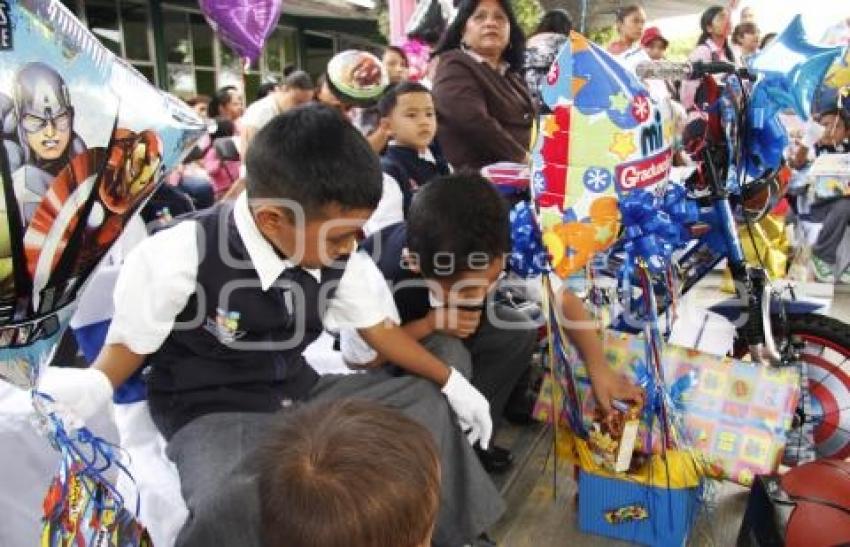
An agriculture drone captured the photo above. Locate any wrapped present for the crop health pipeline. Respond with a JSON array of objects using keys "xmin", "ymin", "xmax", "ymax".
[
  {"xmin": 573, "ymin": 333, "xmax": 684, "ymax": 454},
  {"xmin": 807, "ymin": 153, "xmax": 850, "ymax": 203},
  {"xmin": 587, "ymin": 402, "xmax": 641, "ymax": 473},
  {"xmin": 662, "ymin": 345, "xmax": 800, "ymax": 485},
  {"xmin": 577, "ymin": 466, "xmax": 702, "ymax": 547},
  {"xmin": 567, "ymin": 332, "xmax": 800, "ymax": 485}
]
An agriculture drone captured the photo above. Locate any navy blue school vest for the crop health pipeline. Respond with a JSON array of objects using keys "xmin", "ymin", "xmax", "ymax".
[
  {"xmin": 360, "ymin": 222, "xmax": 431, "ymax": 324},
  {"xmin": 380, "ymin": 143, "xmax": 451, "ymax": 215},
  {"xmin": 146, "ymin": 200, "xmax": 345, "ymax": 438}
]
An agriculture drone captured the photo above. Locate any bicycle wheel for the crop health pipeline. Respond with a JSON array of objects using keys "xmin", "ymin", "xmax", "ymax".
[{"xmin": 778, "ymin": 313, "xmax": 850, "ymax": 461}]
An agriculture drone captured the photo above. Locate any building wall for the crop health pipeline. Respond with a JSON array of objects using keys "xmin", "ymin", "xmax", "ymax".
[{"xmin": 61, "ymin": 0, "xmax": 383, "ymax": 102}]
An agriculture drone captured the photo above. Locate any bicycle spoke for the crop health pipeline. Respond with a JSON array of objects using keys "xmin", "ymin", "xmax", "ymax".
[{"xmin": 817, "ymin": 406, "xmax": 850, "ymax": 417}]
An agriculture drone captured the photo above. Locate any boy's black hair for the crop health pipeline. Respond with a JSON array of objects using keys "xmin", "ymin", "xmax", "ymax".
[
  {"xmin": 535, "ymin": 9, "xmax": 573, "ymax": 35},
  {"xmin": 377, "ymin": 81, "xmax": 432, "ymax": 117},
  {"xmin": 283, "ymin": 70, "xmax": 314, "ymax": 91},
  {"xmin": 407, "ymin": 172, "xmax": 510, "ymax": 279},
  {"xmin": 245, "ymin": 104, "xmax": 382, "ymax": 216},
  {"xmin": 383, "ymin": 45, "xmax": 410, "ymax": 67}
]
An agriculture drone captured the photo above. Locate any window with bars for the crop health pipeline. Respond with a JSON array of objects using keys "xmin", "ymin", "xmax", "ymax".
[{"xmin": 80, "ymin": 0, "xmax": 156, "ymax": 85}]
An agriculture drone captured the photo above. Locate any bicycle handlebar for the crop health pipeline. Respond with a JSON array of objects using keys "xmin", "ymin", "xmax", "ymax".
[{"xmin": 635, "ymin": 60, "xmax": 748, "ymax": 80}]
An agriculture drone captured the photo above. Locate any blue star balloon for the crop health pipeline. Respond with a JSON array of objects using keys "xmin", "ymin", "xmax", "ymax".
[{"xmin": 749, "ymin": 15, "xmax": 843, "ymax": 120}]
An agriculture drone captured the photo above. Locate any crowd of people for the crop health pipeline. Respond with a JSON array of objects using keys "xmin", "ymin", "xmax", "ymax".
[{"xmin": 40, "ymin": 1, "xmax": 850, "ymax": 546}]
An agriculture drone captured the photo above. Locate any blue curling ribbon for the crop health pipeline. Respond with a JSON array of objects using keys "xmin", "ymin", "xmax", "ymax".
[
  {"xmin": 32, "ymin": 391, "xmax": 140, "ymax": 518},
  {"xmin": 632, "ymin": 359, "xmax": 697, "ymax": 451},
  {"xmin": 617, "ymin": 186, "xmax": 698, "ymax": 283},
  {"xmin": 508, "ymin": 201, "xmax": 549, "ymax": 277}
]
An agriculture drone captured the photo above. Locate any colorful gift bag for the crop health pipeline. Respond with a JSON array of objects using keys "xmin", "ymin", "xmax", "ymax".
[
  {"xmin": 662, "ymin": 345, "xmax": 800, "ymax": 486},
  {"xmin": 578, "ymin": 470, "xmax": 702, "ymax": 547},
  {"xmin": 569, "ymin": 332, "xmax": 800, "ymax": 485}
]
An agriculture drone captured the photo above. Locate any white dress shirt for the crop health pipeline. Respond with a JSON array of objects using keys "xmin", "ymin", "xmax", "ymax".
[
  {"xmin": 105, "ymin": 192, "xmax": 391, "ymax": 357},
  {"xmin": 363, "ymin": 172, "xmax": 404, "ymax": 237}
]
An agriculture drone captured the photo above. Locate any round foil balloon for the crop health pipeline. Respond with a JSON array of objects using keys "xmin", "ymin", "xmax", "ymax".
[
  {"xmin": 326, "ymin": 50, "xmax": 389, "ymax": 107},
  {"xmin": 199, "ymin": 0, "xmax": 282, "ymax": 63},
  {"xmin": 0, "ymin": 0, "xmax": 205, "ymax": 389},
  {"xmin": 530, "ymin": 31, "xmax": 674, "ymax": 277}
]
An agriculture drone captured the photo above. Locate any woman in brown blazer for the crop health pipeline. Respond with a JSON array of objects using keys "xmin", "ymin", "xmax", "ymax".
[{"xmin": 431, "ymin": 0, "xmax": 534, "ymax": 171}]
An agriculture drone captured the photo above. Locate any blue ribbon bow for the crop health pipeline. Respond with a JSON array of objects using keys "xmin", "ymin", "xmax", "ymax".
[
  {"xmin": 618, "ymin": 185, "xmax": 699, "ymax": 282},
  {"xmin": 508, "ymin": 201, "xmax": 550, "ymax": 277}
]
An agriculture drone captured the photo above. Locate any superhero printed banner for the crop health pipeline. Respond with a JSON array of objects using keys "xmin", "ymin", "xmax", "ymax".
[{"xmin": 0, "ymin": 0, "xmax": 205, "ymax": 389}]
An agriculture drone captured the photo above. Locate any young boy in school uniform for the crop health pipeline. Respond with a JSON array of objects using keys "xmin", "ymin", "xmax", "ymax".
[
  {"xmin": 377, "ymin": 81, "xmax": 451, "ymax": 216},
  {"xmin": 40, "ymin": 105, "xmax": 505, "ymax": 547},
  {"xmin": 344, "ymin": 175, "xmax": 644, "ymax": 473}
]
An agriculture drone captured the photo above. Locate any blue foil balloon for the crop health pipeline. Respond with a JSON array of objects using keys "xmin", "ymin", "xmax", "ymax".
[
  {"xmin": 745, "ymin": 80, "xmax": 790, "ymax": 176},
  {"xmin": 749, "ymin": 15, "xmax": 843, "ymax": 120}
]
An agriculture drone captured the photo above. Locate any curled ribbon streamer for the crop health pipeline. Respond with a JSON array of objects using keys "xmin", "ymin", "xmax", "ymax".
[
  {"xmin": 549, "ymin": 309, "xmax": 586, "ymax": 435},
  {"xmin": 32, "ymin": 391, "xmax": 139, "ymax": 517},
  {"xmin": 509, "ymin": 201, "xmax": 550, "ymax": 277}
]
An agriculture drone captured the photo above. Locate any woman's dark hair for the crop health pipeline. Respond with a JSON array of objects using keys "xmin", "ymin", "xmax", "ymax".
[
  {"xmin": 432, "ymin": 0, "xmax": 526, "ymax": 72},
  {"xmin": 383, "ymin": 45, "xmax": 410, "ymax": 67},
  {"xmin": 732, "ymin": 22, "xmax": 759, "ymax": 46},
  {"xmin": 534, "ymin": 9, "xmax": 573, "ymax": 36},
  {"xmin": 245, "ymin": 103, "xmax": 382, "ymax": 216},
  {"xmin": 759, "ymin": 32, "xmax": 776, "ymax": 50},
  {"xmin": 697, "ymin": 6, "xmax": 734, "ymax": 62},
  {"xmin": 208, "ymin": 85, "xmax": 238, "ymax": 118},
  {"xmin": 407, "ymin": 172, "xmax": 510, "ymax": 279},
  {"xmin": 615, "ymin": 4, "xmax": 643, "ymax": 23}
]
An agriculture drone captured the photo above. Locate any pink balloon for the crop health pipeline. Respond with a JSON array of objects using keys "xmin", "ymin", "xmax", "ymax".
[{"xmin": 199, "ymin": 0, "xmax": 282, "ymax": 62}]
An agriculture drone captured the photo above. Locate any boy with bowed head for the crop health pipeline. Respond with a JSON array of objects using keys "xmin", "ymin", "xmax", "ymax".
[
  {"xmin": 39, "ymin": 104, "xmax": 507, "ymax": 547},
  {"xmin": 342, "ymin": 174, "xmax": 644, "ymax": 472}
]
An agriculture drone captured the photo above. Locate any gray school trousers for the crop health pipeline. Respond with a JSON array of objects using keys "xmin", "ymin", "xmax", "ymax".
[{"xmin": 166, "ymin": 356, "xmax": 506, "ymax": 547}]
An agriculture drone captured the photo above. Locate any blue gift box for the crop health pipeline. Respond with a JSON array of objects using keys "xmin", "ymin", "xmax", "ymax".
[{"xmin": 578, "ymin": 470, "xmax": 702, "ymax": 546}]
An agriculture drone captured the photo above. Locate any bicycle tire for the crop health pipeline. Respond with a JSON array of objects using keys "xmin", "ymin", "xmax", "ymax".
[{"xmin": 779, "ymin": 313, "xmax": 850, "ymax": 461}]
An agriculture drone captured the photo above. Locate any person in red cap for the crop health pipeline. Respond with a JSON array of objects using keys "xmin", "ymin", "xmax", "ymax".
[{"xmin": 641, "ymin": 26, "xmax": 669, "ymax": 61}]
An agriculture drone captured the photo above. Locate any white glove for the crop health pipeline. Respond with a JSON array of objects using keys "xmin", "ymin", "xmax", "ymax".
[
  {"xmin": 340, "ymin": 328, "xmax": 378, "ymax": 366},
  {"xmin": 441, "ymin": 367, "xmax": 492, "ymax": 450},
  {"xmin": 37, "ymin": 367, "xmax": 114, "ymax": 426}
]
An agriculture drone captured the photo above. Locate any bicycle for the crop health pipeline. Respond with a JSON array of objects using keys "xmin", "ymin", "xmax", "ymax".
[{"xmin": 583, "ymin": 59, "xmax": 850, "ymax": 463}]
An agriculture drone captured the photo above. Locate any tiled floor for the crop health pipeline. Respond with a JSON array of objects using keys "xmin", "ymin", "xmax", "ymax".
[{"xmin": 490, "ymin": 274, "xmax": 850, "ymax": 546}]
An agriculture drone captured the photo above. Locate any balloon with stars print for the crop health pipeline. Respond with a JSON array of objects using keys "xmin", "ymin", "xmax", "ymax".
[{"xmin": 529, "ymin": 31, "xmax": 675, "ymax": 277}]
